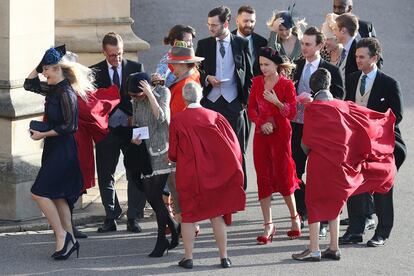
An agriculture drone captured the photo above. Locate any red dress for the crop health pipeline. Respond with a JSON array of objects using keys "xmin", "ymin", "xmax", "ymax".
[
  {"xmin": 247, "ymin": 75, "xmax": 300, "ymax": 200},
  {"xmin": 303, "ymin": 100, "xmax": 396, "ymax": 224},
  {"xmin": 168, "ymin": 107, "xmax": 246, "ymax": 224},
  {"xmin": 75, "ymin": 85, "xmax": 120, "ymax": 192}
]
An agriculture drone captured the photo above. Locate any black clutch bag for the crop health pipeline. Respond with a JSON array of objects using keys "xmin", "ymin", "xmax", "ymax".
[{"xmin": 29, "ymin": 120, "xmax": 51, "ymax": 132}]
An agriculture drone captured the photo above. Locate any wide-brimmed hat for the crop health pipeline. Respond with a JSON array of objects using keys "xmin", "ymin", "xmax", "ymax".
[
  {"xmin": 127, "ymin": 72, "xmax": 151, "ymax": 94},
  {"xmin": 167, "ymin": 41, "xmax": 204, "ymax": 64},
  {"xmin": 321, "ymin": 13, "xmax": 338, "ymax": 39}
]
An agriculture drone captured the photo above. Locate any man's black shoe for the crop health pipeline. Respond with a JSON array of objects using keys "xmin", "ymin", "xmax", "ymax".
[
  {"xmin": 126, "ymin": 219, "xmax": 142, "ymax": 233},
  {"xmin": 367, "ymin": 234, "xmax": 386, "ymax": 247},
  {"xmin": 338, "ymin": 232, "xmax": 363, "ymax": 245},
  {"xmin": 97, "ymin": 219, "xmax": 117, "ymax": 233},
  {"xmin": 73, "ymin": 225, "xmax": 88, "ymax": 238}
]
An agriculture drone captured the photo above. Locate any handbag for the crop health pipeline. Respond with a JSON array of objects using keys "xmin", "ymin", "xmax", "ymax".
[{"xmin": 29, "ymin": 120, "xmax": 51, "ymax": 132}]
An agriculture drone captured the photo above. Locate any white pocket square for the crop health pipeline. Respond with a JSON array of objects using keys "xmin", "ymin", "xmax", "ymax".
[{"xmin": 380, "ymin": 98, "xmax": 385, "ymax": 101}]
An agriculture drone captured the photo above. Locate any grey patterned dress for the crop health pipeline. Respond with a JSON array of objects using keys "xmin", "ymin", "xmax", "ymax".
[{"xmin": 131, "ymin": 85, "xmax": 175, "ymax": 177}]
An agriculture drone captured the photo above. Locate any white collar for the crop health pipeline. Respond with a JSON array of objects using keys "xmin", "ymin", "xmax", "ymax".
[
  {"xmin": 187, "ymin": 103, "xmax": 202, "ymax": 108},
  {"xmin": 107, "ymin": 61, "xmax": 121, "ymax": 70},
  {"xmin": 362, "ymin": 66, "xmax": 378, "ymax": 80},
  {"xmin": 305, "ymin": 56, "xmax": 321, "ymax": 68},
  {"xmin": 236, "ymin": 30, "xmax": 252, "ymax": 40},
  {"xmin": 216, "ymin": 32, "xmax": 231, "ymax": 43},
  {"xmin": 343, "ymin": 37, "xmax": 356, "ymax": 53}
]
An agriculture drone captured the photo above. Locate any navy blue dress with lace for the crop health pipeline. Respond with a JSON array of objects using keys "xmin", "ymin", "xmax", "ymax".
[{"xmin": 24, "ymin": 77, "xmax": 83, "ymax": 209}]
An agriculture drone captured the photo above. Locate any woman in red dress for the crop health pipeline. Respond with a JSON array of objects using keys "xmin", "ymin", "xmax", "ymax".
[{"xmin": 248, "ymin": 47, "xmax": 301, "ymax": 244}]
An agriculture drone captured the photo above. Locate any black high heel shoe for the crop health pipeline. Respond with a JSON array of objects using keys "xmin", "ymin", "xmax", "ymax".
[
  {"xmin": 169, "ymin": 224, "xmax": 180, "ymax": 250},
  {"xmin": 51, "ymin": 232, "xmax": 73, "ymax": 258},
  {"xmin": 148, "ymin": 238, "xmax": 170, "ymax": 257},
  {"xmin": 54, "ymin": 233, "xmax": 80, "ymax": 260}
]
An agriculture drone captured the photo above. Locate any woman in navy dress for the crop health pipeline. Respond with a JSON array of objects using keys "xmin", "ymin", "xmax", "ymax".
[{"xmin": 24, "ymin": 46, "xmax": 95, "ymax": 260}]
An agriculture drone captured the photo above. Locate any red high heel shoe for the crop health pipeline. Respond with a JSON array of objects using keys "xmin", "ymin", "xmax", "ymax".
[
  {"xmin": 256, "ymin": 222, "xmax": 276, "ymax": 245},
  {"xmin": 287, "ymin": 214, "xmax": 302, "ymax": 239}
]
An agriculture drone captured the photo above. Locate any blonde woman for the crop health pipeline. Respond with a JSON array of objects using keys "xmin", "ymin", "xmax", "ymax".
[
  {"xmin": 266, "ymin": 7, "xmax": 307, "ymax": 62},
  {"xmin": 24, "ymin": 45, "xmax": 94, "ymax": 260},
  {"xmin": 320, "ymin": 13, "xmax": 344, "ymax": 66}
]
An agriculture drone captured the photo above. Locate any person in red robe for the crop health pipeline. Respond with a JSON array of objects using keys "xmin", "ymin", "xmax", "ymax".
[
  {"xmin": 247, "ymin": 47, "xmax": 301, "ymax": 244},
  {"xmin": 169, "ymin": 82, "xmax": 246, "ymax": 269},
  {"xmin": 292, "ymin": 69, "xmax": 396, "ymax": 262}
]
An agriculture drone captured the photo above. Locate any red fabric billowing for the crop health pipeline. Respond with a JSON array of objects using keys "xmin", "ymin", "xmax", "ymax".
[
  {"xmin": 247, "ymin": 75, "xmax": 300, "ymax": 199},
  {"xmin": 169, "ymin": 107, "xmax": 246, "ymax": 224},
  {"xmin": 75, "ymin": 85, "xmax": 120, "ymax": 192},
  {"xmin": 303, "ymin": 99, "xmax": 396, "ymax": 224}
]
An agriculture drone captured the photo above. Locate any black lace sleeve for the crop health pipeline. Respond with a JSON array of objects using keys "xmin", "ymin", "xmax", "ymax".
[
  {"xmin": 23, "ymin": 77, "xmax": 51, "ymax": 96},
  {"xmin": 53, "ymin": 85, "xmax": 78, "ymax": 134}
]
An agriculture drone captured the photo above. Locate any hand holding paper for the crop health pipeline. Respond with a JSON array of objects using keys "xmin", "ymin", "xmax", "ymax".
[{"xmin": 133, "ymin": 127, "xmax": 149, "ymax": 140}]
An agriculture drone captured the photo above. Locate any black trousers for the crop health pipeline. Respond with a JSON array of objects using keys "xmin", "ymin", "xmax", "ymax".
[
  {"xmin": 96, "ymin": 130, "xmax": 146, "ymax": 220},
  {"xmin": 290, "ymin": 122, "xmax": 307, "ymax": 219},
  {"xmin": 202, "ymin": 96, "xmax": 248, "ymax": 189},
  {"xmin": 347, "ymin": 142, "xmax": 406, "ymax": 238}
]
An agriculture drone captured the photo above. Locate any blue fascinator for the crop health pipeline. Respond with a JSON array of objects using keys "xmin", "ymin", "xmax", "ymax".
[{"xmin": 36, "ymin": 45, "xmax": 66, "ymax": 73}]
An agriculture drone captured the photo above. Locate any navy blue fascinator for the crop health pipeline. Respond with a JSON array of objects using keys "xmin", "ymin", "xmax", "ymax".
[
  {"xmin": 36, "ymin": 45, "xmax": 66, "ymax": 73},
  {"xmin": 259, "ymin": 47, "xmax": 284, "ymax": 65},
  {"xmin": 127, "ymin": 72, "xmax": 151, "ymax": 94}
]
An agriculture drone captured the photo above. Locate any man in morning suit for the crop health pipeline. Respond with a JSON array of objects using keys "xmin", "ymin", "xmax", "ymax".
[
  {"xmin": 291, "ymin": 26, "xmax": 344, "ymax": 237},
  {"xmin": 195, "ymin": 5, "xmax": 253, "ymax": 190},
  {"xmin": 339, "ymin": 38, "xmax": 406, "ymax": 246},
  {"xmin": 91, "ymin": 32, "xmax": 146, "ymax": 233},
  {"xmin": 232, "ymin": 5, "xmax": 267, "ymax": 77}
]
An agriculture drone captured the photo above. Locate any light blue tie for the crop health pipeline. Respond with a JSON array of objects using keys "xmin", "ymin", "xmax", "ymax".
[{"xmin": 302, "ymin": 63, "xmax": 312, "ymax": 92}]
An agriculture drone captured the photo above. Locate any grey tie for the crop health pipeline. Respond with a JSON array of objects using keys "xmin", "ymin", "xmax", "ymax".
[
  {"xmin": 360, "ymin": 74, "xmax": 367, "ymax": 96},
  {"xmin": 339, "ymin": 49, "xmax": 347, "ymax": 66},
  {"xmin": 219, "ymin": 40, "xmax": 225, "ymax": 58},
  {"xmin": 302, "ymin": 63, "xmax": 312, "ymax": 91}
]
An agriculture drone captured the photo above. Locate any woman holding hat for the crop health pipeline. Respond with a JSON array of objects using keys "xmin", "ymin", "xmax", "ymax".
[
  {"xmin": 127, "ymin": 72, "xmax": 178, "ymax": 257},
  {"xmin": 247, "ymin": 47, "xmax": 302, "ymax": 244},
  {"xmin": 24, "ymin": 45, "xmax": 95, "ymax": 259},
  {"xmin": 320, "ymin": 13, "xmax": 344, "ymax": 66},
  {"xmin": 266, "ymin": 8, "xmax": 307, "ymax": 62}
]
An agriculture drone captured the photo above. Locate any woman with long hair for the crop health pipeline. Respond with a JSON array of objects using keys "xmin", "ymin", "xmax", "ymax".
[
  {"xmin": 24, "ymin": 45, "xmax": 94, "ymax": 259},
  {"xmin": 248, "ymin": 47, "xmax": 302, "ymax": 245}
]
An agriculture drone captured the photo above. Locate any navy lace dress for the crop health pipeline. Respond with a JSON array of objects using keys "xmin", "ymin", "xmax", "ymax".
[{"xmin": 24, "ymin": 77, "xmax": 83, "ymax": 209}]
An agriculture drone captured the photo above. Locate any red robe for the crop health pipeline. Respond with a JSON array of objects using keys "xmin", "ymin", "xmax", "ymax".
[
  {"xmin": 169, "ymin": 69, "xmax": 200, "ymax": 117},
  {"xmin": 168, "ymin": 107, "xmax": 246, "ymax": 224},
  {"xmin": 75, "ymin": 85, "xmax": 120, "ymax": 192},
  {"xmin": 303, "ymin": 100, "xmax": 396, "ymax": 224},
  {"xmin": 247, "ymin": 75, "xmax": 300, "ymax": 199}
]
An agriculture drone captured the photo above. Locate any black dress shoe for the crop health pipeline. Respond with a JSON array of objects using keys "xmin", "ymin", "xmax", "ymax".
[
  {"xmin": 73, "ymin": 225, "xmax": 88, "ymax": 239},
  {"xmin": 365, "ymin": 218, "xmax": 375, "ymax": 230},
  {"xmin": 340, "ymin": 218, "xmax": 349, "ymax": 225},
  {"xmin": 178, "ymin": 258, "xmax": 193, "ymax": 269},
  {"xmin": 321, "ymin": 248, "xmax": 341, "ymax": 260},
  {"xmin": 221, "ymin": 258, "xmax": 232, "ymax": 268},
  {"xmin": 292, "ymin": 249, "xmax": 321, "ymax": 262},
  {"xmin": 319, "ymin": 225, "xmax": 328, "ymax": 238},
  {"xmin": 338, "ymin": 232, "xmax": 363, "ymax": 245},
  {"xmin": 97, "ymin": 219, "xmax": 117, "ymax": 233},
  {"xmin": 367, "ymin": 234, "xmax": 386, "ymax": 247},
  {"xmin": 126, "ymin": 219, "xmax": 142, "ymax": 233}
]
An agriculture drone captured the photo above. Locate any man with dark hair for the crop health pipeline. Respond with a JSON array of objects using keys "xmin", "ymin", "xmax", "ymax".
[
  {"xmin": 91, "ymin": 32, "xmax": 146, "ymax": 233},
  {"xmin": 333, "ymin": 0, "xmax": 377, "ymax": 38},
  {"xmin": 309, "ymin": 68, "xmax": 332, "ymax": 96},
  {"xmin": 291, "ymin": 26, "xmax": 344, "ymax": 237},
  {"xmin": 196, "ymin": 5, "xmax": 253, "ymax": 190},
  {"xmin": 232, "ymin": 5, "xmax": 267, "ymax": 76},
  {"xmin": 340, "ymin": 38, "xmax": 406, "ymax": 247}
]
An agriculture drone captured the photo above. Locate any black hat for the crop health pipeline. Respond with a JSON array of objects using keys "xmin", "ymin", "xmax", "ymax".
[
  {"xmin": 36, "ymin": 45, "xmax": 66, "ymax": 73},
  {"xmin": 127, "ymin": 72, "xmax": 151, "ymax": 94},
  {"xmin": 280, "ymin": 11, "xmax": 294, "ymax": 29},
  {"xmin": 259, "ymin": 47, "xmax": 284, "ymax": 65}
]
